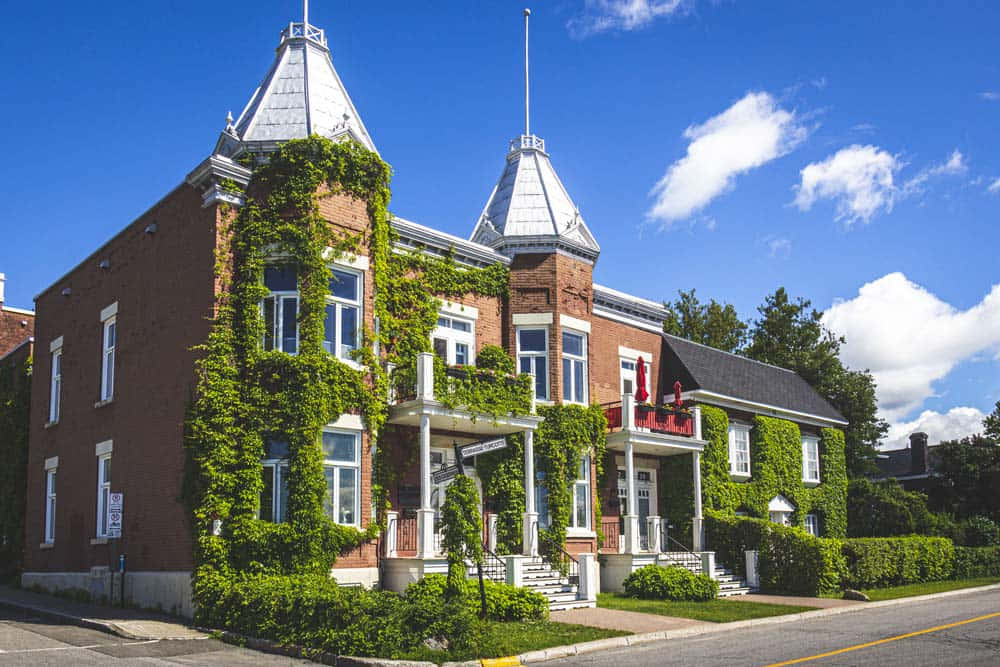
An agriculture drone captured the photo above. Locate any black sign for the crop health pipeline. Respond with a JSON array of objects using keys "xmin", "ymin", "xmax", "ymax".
[
  {"xmin": 432, "ymin": 464, "xmax": 461, "ymax": 484},
  {"xmin": 457, "ymin": 437, "xmax": 508, "ymax": 459}
]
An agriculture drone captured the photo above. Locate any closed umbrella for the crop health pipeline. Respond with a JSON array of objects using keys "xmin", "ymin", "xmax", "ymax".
[{"xmin": 634, "ymin": 356, "xmax": 649, "ymax": 403}]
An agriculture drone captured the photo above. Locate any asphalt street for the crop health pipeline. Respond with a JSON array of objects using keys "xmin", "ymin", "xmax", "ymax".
[
  {"xmin": 547, "ymin": 587, "xmax": 1000, "ymax": 666},
  {"xmin": 0, "ymin": 607, "xmax": 309, "ymax": 666}
]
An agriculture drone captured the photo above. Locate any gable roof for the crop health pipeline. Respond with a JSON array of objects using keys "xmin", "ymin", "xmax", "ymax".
[{"xmin": 661, "ymin": 333, "xmax": 847, "ymax": 425}]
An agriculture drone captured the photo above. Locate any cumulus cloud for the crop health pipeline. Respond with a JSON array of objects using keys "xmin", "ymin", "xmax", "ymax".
[
  {"xmin": 568, "ymin": 0, "xmax": 686, "ymax": 37},
  {"xmin": 794, "ymin": 145, "xmax": 900, "ymax": 225},
  {"xmin": 647, "ymin": 92, "xmax": 808, "ymax": 225},
  {"xmin": 903, "ymin": 149, "xmax": 967, "ymax": 194},
  {"xmin": 883, "ymin": 407, "xmax": 987, "ymax": 450},
  {"xmin": 989, "ymin": 178, "xmax": 1000, "ymax": 193},
  {"xmin": 823, "ymin": 273, "xmax": 1000, "ymax": 422}
]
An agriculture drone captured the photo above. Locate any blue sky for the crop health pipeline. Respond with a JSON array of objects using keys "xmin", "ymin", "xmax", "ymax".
[{"xmin": 2, "ymin": 1, "xmax": 998, "ymax": 447}]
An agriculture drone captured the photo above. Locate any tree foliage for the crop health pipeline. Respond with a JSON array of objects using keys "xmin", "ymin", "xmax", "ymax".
[
  {"xmin": 440, "ymin": 475, "xmax": 484, "ymax": 600},
  {"xmin": 663, "ymin": 288, "xmax": 747, "ymax": 353},
  {"xmin": 927, "ymin": 433, "xmax": 1000, "ymax": 522}
]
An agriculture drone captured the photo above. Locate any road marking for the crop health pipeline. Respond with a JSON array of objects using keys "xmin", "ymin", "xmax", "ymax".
[
  {"xmin": 0, "ymin": 639, "xmax": 159, "ymax": 654},
  {"xmin": 765, "ymin": 611, "xmax": 1000, "ymax": 666}
]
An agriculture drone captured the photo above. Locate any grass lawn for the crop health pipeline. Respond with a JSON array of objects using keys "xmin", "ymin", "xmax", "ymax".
[
  {"xmin": 857, "ymin": 577, "xmax": 1000, "ymax": 601},
  {"xmin": 398, "ymin": 620, "xmax": 629, "ymax": 663},
  {"xmin": 597, "ymin": 593, "xmax": 817, "ymax": 622}
]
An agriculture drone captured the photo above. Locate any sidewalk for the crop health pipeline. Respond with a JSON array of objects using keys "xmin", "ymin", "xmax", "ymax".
[
  {"xmin": 0, "ymin": 585, "xmax": 207, "ymax": 640},
  {"xmin": 550, "ymin": 607, "xmax": 712, "ymax": 634}
]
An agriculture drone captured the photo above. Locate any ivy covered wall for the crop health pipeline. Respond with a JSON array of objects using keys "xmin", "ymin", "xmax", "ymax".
[{"xmin": 660, "ymin": 404, "xmax": 847, "ymax": 547}]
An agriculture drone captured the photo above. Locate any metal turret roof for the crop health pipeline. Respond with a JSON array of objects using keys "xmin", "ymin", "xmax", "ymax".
[
  {"xmin": 470, "ymin": 135, "xmax": 600, "ymax": 262},
  {"xmin": 216, "ymin": 22, "xmax": 376, "ymax": 157}
]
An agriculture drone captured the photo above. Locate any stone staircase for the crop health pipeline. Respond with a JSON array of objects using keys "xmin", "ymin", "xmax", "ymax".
[
  {"xmin": 467, "ymin": 555, "xmax": 595, "ymax": 611},
  {"xmin": 656, "ymin": 551, "xmax": 751, "ymax": 597}
]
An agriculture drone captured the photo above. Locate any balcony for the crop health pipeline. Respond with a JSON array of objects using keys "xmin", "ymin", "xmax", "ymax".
[{"xmin": 604, "ymin": 401, "xmax": 694, "ymax": 437}]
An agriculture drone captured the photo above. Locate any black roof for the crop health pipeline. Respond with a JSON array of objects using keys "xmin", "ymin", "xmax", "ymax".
[
  {"xmin": 875, "ymin": 445, "xmax": 943, "ymax": 479},
  {"xmin": 660, "ymin": 333, "xmax": 846, "ymax": 424}
]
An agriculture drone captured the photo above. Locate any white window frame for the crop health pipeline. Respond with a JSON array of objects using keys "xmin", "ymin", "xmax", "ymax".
[
  {"xmin": 325, "ymin": 265, "xmax": 363, "ymax": 364},
  {"xmin": 431, "ymin": 313, "xmax": 475, "ymax": 366},
  {"xmin": 728, "ymin": 423, "xmax": 751, "ymax": 479},
  {"xmin": 805, "ymin": 513, "xmax": 819, "ymax": 537},
  {"xmin": 619, "ymin": 358, "xmax": 650, "ymax": 400},
  {"xmin": 44, "ymin": 463, "xmax": 57, "ymax": 544},
  {"xmin": 49, "ymin": 345, "xmax": 62, "ymax": 423},
  {"xmin": 802, "ymin": 436, "xmax": 821, "ymax": 485},
  {"xmin": 516, "ymin": 327, "xmax": 549, "ymax": 401},
  {"xmin": 561, "ymin": 329, "xmax": 588, "ymax": 405},
  {"xmin": 100, "ymin": 315, "xmax": 116, "ymax": 402},
  {"xmin": 569, "ymin": 455, "xmax": 591, "ymax": 531},
  {"xmin": 262, "ymin": 267, "xmax": 299, "ymax": 355},
  {"xmin": 96, "ymin": 453, "xmax": 111, "ymax": 537},
  {"xmin": 322, "ymin": 428, "xmax": 361, "ymax": 527}
]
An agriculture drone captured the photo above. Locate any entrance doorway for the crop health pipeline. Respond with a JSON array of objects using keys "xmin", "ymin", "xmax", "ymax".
[{"xmin": 617, "ymin": 467, "xmax": 657, "ymax": 550}]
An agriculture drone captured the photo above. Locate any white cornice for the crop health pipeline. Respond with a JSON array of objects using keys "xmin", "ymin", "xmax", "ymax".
[
  {"xmin": 185, "ymin": 155, "xmax": 252, "ymax": 190},
  {"xmin": 2, "ymin": 305, "xmax": 34, "ymax": 316},
  {"xmin": 391, "ymin": 216, "xmax": 510, "ymax": 269},
  {"xmin": 681, "ymin": 389, "xmax": 848, "ymax": 428}
]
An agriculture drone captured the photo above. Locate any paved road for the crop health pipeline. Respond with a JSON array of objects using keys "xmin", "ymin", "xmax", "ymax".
[
  {"xmin": 0, "ymin": 607, "xmax": 309, "ymax": 665},
  {"xmin": 548, "ymin": 588, "xmax": 1000, "ymax": 666}
]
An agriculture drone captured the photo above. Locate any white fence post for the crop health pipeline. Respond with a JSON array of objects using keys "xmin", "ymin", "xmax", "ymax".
[
  {"xmin": 745, "ymin": 550, "xmax": 760, "ymax": 589},
  {"xmin": 385, "ymin": 511, "xmax": 398, "ymax": 558},
  {"xmin": 576, "ymin": 553, "xmax": 596, "ymax": 601},
  {"xmin": 505, "ymin": 555, "xmax": 525, "ymax": 588}
]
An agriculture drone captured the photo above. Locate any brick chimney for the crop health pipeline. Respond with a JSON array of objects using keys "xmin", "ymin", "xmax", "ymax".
[{"xmin": 910, "ymin": 432, "xmax": 929, "ymax": 474}]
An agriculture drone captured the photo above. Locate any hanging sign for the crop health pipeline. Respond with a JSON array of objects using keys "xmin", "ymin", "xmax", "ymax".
[
  {"xmin": 432, "ymin": 464, "xmax": 461, "ymax": 484},
  {"xmin": 108, "ymin": 492, "xmax": 123, "ymax": 538},
  {"xmin": 457, "ymin": 437, "xmax": 508, "ymax": 459}
]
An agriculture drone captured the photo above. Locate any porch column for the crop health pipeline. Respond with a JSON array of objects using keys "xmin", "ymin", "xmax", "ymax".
[
  {"xmin": 522, "ymin": 428, "xmax": 538, "ymax": 557},
  {"xmin": 385, "ymin": 511, "xmax": 399, "ymax": 558},
  {"xmin": 692, "ymin": 450, "xmax": 704, "ymax": 551},
  {"xmin": 622, "ymin": 393, "xmax": 640, "ymax": 554},
  {"xmin": 416, "ymin": 413, "xmax": 436, "ymax": 558}
]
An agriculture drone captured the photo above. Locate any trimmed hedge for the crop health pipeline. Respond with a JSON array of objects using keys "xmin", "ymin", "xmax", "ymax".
[
  {"xmin": 623, "ymin": 564, "xmax": 719, "ymax": 602},
  {"xmin": 840, "ymin": 537, "xmax": 954, "ymax": 589},
  {"xmin": 952, "ymin": 546, "xmax": 1000, "ymax": 579},
  {"xmin": 705, "ymin": 510, "xmax": 770, "ymax": 578},
  {"xmin": 405, "ymin": 574, "xmax": 548, "ymax": 622},
  {"xmin": 758, "ymin": 524, "xmax": 845, "ymax": 596}
]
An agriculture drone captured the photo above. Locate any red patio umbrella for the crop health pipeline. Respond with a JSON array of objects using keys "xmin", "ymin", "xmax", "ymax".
[
  {"xmin": 674, "ymin": 380, "xmax": 683, "ymax": 407},
  {"xmin": 634, "ymin": 356, "xmax": 649, "ymax": 403}
]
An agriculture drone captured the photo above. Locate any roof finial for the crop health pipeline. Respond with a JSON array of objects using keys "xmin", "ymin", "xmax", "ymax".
[
  {"xmin": 303, "ymin": 0, "xmax": 309, "ymax": 26},
  {"xmin": 523, "ymin": 8, "xmax": 531, "ymax": 137}
]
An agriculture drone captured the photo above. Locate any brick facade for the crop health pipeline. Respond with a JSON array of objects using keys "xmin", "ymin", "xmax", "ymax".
[{"xmin": 0, "ymin": 306, "xmax": 34, "ymax": 359}]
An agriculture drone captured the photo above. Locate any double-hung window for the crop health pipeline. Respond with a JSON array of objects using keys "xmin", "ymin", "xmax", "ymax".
[
  {"xmin": 324, "ymin": 267, "xmax": 362, "ymax": 361},
  {"xmin": 262, "ymin": 267, "xmax": 299, "ymax": 354},
  {"xmin": 804, "ymin": 513, "xmax": 820, "ymax": 536},
  {"xmin": 517, "ymin": 328, "xmax": 548, "ymax": 400},
  {"xmin": 100, "ymin": 308, "xmax": 116, "ymax": 402},
  {"xmin": 49, "ymin": 340, "xmax": 62, "ymax": 423},
  {"xmin": 620, "ymin": 358, "xmax": 650, "ymax": 398},
  {"xmin": 432, "ymin": 314, "xmax": 475, "ymax": 366},
  {"xmin": 322, "ymin": 430, "xmax": 360, "ymax": 526},
  {"xmin": 802, "ymin": 436, "xmax": 821, "ymax": 484},
  {"xmin": 96, "ymin": 454, "xmax": 111, "ymax": 537},
  {"xmin": 728, "ymin": 423, "xmax": 751, "ymax": 477},
  {"xmin": 571, "ymin": 456, "xmax": 591, "ymax": 530},
  {"xmin": 260, "ymin": 438, "xmax": 290, "ymax": 523},
  {"xmin": 562, "ymin": 330, "xmax": 588, "ymax": 404},
  {"xmin": 44, "ymin": 465, "xmax": 57, "ymax": 544}
]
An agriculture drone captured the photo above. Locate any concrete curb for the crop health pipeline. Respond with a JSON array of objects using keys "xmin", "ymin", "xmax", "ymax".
[
  {"xmin": 518, "ymin": 583, "xmax": 1000, "ymax": 664},
  {"xmin": 0, "ymin": 598, "xmax": 207, "ymax": 641}
]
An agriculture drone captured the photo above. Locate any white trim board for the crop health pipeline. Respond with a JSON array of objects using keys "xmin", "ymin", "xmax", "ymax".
[
  {"xmin": 682, "ymin": 389, "xmax": 848, "ymax": 428},
  {"xmin": 440, "ymin": 300, "xmax": 479, "ymax": 320},
  {"xmin": 513, "ymin": 312, "xmax": 553, "ymax": 326},
  {"xmin": 559, "ymin": 313, "xmax": 591, "ymax": 334},
  {"xmin": 95, "ymin": 440, "xmax": 113, "ymax": 456}
]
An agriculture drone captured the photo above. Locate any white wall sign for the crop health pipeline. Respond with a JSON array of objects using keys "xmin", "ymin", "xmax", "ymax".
[{"xmin": 108, "ymin": 492, "xmax": 123, "ymax": 538}]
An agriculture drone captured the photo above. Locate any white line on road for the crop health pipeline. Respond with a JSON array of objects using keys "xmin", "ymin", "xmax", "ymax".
[{"xmin": 0, "ymin": 639, "xmax": 160, "ymax": 654}]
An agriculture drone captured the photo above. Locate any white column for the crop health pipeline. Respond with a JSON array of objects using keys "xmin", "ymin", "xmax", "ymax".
[
  {"xmin": 416, "ymin": 352, "xmax": 435, "ymax": 400},
  {"xmin": 416, "ymin": 413, "xmax": 436, "ymax": 558},
  {"xmin": 622, "ymin": 393, "xmax": 640, "ymax": 554},
  {"xmin": 693, "ymin": 405, "xmax": 703, "ymax": 440},
  {"xmin": 385, "ymin": 511, "xmax": 399, "ymax": 558},
  {"xmin": 647, "ymin": 515, "xmax": 662, "ymax": 553},
  {"xmin": 523, "ymin": 429, "xmax": 538, "ymax": 557},
  {"xmin": 700, "ymin": 551, "xmax": 715, "ymax": 579},
  {"xmin": 692, "ymin": 450, "xmax": 704, "ymax": 552}
]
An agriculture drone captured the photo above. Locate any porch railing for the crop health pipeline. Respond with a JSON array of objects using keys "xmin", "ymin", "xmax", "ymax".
[
  {"xmin": 481, "ymin": 545, "xmax": 507, "ymax": 582},
  {"xmin": 602, "ymin": 401, "xmax": 694, "ymax": 437},
  {"xmin": 396, "ymin": 516, "xmax": 418, "ymax": 553},
  {"xmin": 539, "ymin": 533, "xmax": 580, "ymax": 586},
  {"xmin": 600, "ymin": 518, "xmax": 621, "ymax": 553}
]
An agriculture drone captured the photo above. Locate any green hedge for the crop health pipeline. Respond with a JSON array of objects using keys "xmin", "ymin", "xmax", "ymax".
[
  {"xmin": 758, "ymin": 524, "xmax": 845, "ymax": 596},
  {"xmin": 951, "ymin": 546, "xmax": 1000, "ymax": 579},
  {"xmin": 704, "ymin": 510, "xmax": 770, "ymax": 578},
  {"xmin": 404, "ymin": 574, "xmax": 548, "ymax": 622},
  {"xmin": 840, "ymin": 537, "xmax": 954, "ymax": 589},
  {"xmin": 623, "ymin": 565, "xmax": 719, "ymax": 601}
]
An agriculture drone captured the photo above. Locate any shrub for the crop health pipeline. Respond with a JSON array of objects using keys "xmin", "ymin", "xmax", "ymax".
[
  {"xmin": 704, "ymin": 510, "xmax": 771, "ymax": 578},
  {"xmin": 623, "ymin": 564, "xmax": 718, "ymax": 602},
  {"xmin": 475, "ymin": 345, "xmax": 516, "ymax": 375},
  {"xmin": 952, "ymin": 546, "xmax": 1000, "ymax": 579},
  {"xmin": 840, "ymin": 537, "xmax": 954, "ymax": 589},
  {"xmin": 961, "ymin": 516, "xmax": 1000, "ymax": 547},
  {"xmin": 405, "ymin": 574, "xmax": 547, "ymax": 622},
  {"xmin": 758, "ymin": 524, "xmax": 845, "ymax": 596}
]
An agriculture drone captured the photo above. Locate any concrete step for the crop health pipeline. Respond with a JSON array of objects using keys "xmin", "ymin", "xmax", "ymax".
[
  {"xmin": 549, "ymin": 599, "xmax": 596, "ymax": 611},
  {"xmin": 717, "ymin": 587, "xmax": 751, "ymax": 597}
]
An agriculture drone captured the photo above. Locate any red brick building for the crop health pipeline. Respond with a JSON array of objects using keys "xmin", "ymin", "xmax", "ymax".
[
  {"xmin": 21, "ymin": 16, "xmax": 845, "ymax": 615},
  {"xmin": 0, "ymin": 274, "xmax": 35, "ymax": 358}
]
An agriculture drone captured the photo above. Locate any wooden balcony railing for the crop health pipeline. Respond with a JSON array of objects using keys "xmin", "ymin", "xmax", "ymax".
[
  {"xmin": 603, "ymin": 401, "xmax": 694, "ymax": 437},
  {"xmin": 600, "ymin": 517, "xmax": 621, "ymax": 553}
]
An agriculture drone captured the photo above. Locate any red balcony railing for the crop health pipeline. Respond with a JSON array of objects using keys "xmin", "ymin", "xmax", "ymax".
[
  {"xmin": 600, "ymin": 517, "xmax": 621, "ymax": 553},
  {"xmin": 602, "ymin": 402, "xmax": 694, "ymax": 437}
]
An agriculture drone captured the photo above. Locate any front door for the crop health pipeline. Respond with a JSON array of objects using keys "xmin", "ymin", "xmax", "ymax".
[{"xmin": 617, "ymin": 467, "xmax": 657, "ymax": 550}]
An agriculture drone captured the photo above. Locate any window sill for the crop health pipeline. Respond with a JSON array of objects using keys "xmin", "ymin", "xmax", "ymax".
[
  {"xmin": 39, "ymin": 542, "xmax": 54, "ymax": 550},
  {"xmin": 94, "ymin": 399, "xmax": 113, "ymax": 409},
  {"xmin": 729, "ymin": 472, "xmax": 751, "ymax": 482},
  {"xmin": 803, "ymin": 479, "xmax": 821, "ymax": 488},
  {"xmin": 44, "ymin": 420, "xmax": 58, "ymax": 429},
  {"xmin": 566, "ymin": 528, "xmax": 596, "ymax": 539},
  {"xmin": 336, "ymin": 357, "xmax": 364, "ymax": 372},
  {"xmin": 90, "ymin": 537, "xmax": 109, "ymax": 545}
]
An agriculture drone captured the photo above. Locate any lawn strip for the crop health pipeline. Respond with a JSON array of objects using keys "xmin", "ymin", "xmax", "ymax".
[
  {"xmin": 597, "ymin": 593, "xmax": 818, "ymax": 622},
  {"xmin": 861, "ymin": 577, "xmax": 1000, "ymax": 601}
]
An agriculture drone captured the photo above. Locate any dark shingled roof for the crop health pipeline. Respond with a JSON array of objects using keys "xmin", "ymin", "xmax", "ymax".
[
  {"xmin": 875, "ymin": 445, "xmax": 943, "ymax": 479},
  {"xmin": 660, "ymin": 333, "xmax": 846, "ymax": 424}
]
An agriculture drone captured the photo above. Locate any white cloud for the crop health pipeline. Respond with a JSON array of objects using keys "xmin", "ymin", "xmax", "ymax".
[
  {"xmin": 883, "ymin": 407, "xmax": 987, "ymax": 450},
  {"xmin": 989, "ymin": 177, "xmax": 1000, "ymax": 193},
  {"xmin": 794, "ymin": 145, "xmax": 900, "ymax": 225},
  {"xmin": 823, "ymin": 272, "xmax": 1000, "ymax": 423},
  {"xmin": 568, "ymin": 0, "xmax": 686, "ymax": 37},
  {"xmin": 766, "ymin": 237, "xmax": 791, "ymax": 258},
  {"xmin": 851, "ymin": 123, "xmax": 877, "ymax": 133},
  {"xmin": 903, "ymin": 149, "xmax": 967, "ymax": 194},
  {"xmin": 647, "ymin": 92, "xmax": 807, "ymax": 225},
  {"xmin": 981, "ymin": 91, "xmax": 1000, "ymax": 101}
]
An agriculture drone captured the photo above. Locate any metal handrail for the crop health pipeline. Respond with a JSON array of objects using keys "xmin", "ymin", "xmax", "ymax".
[
  {"xmin": 538, "ymin": 532, "xmax": 580, "ymax": 585},
  {"xmin": 665, "ymin": 532, "xmax": 697, "ymax": 556},
  {"xmin": 481, "ymin": 544, "xmax": 507, "ymax": 582}
]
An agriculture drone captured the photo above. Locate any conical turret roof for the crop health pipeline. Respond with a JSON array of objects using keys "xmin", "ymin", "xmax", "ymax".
[
  {"xmin": 215, "ymin": 22, "xmax": 376, "ymax": 158},
  {"xmin": 471, "ymin": 135, "xmax": 599, "ymax": 263}
]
